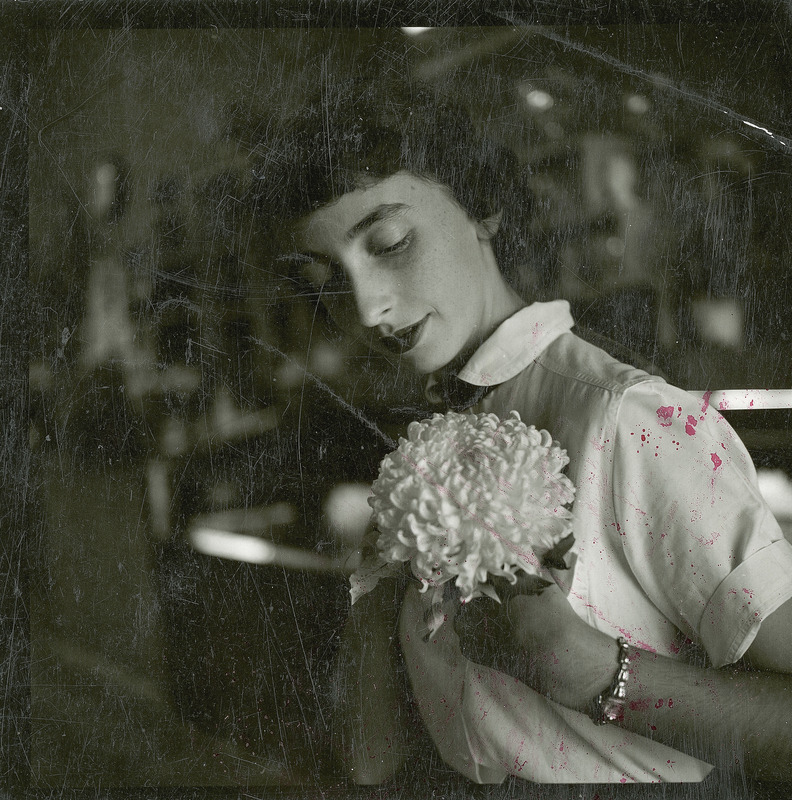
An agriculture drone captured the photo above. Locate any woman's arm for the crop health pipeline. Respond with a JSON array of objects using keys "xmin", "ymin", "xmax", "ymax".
[
  {"xmin": 460, "ymin": 586, "xmax": 792, "ymax": 780},
  {"xmin": 332, "ymin": 576, "xmax": 413, "ymax": 784}
]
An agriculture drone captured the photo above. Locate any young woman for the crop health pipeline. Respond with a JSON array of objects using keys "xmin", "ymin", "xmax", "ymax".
[{"xmin": 262, "ymin": 78, "xmax": 792, "ymax": 786}]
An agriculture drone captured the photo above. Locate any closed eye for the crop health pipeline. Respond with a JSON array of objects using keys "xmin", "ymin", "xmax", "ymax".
[{"xmin": 371, "ymin": 232, "xmax": 413, "ymax": 257}]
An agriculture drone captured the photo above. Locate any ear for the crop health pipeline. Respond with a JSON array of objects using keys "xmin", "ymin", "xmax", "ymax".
[{"xmin": 476, "ymin": 209, "xmax": 503, "ymax": 240}]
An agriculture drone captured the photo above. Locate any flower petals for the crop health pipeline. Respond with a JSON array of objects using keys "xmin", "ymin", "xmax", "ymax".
[{"xmin": 368, "ymin": 411, "xmax": 576, "ymax": 608}]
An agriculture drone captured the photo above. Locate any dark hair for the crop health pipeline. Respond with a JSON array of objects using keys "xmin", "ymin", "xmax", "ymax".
[{"xmin": 252, "ymin": 76, "xmax": 535, "ymax": 290}]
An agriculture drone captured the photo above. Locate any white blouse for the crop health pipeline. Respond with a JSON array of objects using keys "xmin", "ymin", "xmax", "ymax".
[{"xmin": 399, "ymin": 300, "xmax": 792, "ymax": 783}]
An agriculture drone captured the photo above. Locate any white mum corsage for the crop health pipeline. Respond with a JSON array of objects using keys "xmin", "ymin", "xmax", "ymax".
[{"xmin": 351, "ymin": 410, "xmax": 576, "ymax": 635}]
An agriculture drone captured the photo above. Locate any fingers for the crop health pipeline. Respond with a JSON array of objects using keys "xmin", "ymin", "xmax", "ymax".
[
  {"xmin": 488, "ymin": 573, "xmax": 554, "ymax": 602},
  {"xmin": 542, "ymin": 533, "xmax": 576, "ymax": 570},
  {"xmin": 506, "ymin": 582, "xmax": 581, "ymax": 636}
]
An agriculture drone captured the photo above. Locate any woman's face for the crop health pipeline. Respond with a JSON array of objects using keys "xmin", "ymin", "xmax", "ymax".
[{"xmin": 290, "ymin": 172, "xmax": 522, "ymax": 375}]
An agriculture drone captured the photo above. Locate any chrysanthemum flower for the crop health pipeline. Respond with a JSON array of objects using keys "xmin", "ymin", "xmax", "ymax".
[{"xmin": 353, "ymin": 411, "xmax": 575, "ymax": 614}]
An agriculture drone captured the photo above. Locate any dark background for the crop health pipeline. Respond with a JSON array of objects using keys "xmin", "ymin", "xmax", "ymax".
[{"xmin": 4, "ymin": 6, "xmax": 792, "ymax": 797}]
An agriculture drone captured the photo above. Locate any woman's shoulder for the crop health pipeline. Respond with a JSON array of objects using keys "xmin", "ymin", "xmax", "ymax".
[{"xmin": 535, "ymin": 329, "xmax": 663, "ymax": 396}]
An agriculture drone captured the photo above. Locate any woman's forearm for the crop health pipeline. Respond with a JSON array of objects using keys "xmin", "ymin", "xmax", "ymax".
[
  {"xmin": 615, "ymin": 647, "xmax": 792, "ymax": 780},
  {"xmin": 507, "ymin": 609, "xmax": 792, "ymax": 781},
  {"xmin": 332, "ymin": 580, "xmax": 412, "ymax": 784}
]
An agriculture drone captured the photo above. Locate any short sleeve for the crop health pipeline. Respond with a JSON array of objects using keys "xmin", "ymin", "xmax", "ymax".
[{"xmin": 611, "ymin": 380, "xmax": 792, "ymax": 668}]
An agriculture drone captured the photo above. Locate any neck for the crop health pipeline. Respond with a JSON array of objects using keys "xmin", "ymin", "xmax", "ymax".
[
  {"xmin": 487, "ymin": 281, "xmax": 525, "ymax": 336},
  {"xmin": 476, "ymin": 252, "xmax": 526, "ymax": 346},
  {"xmin": 442, "ymin": 269, "xmax": 525, "ymax": 385}
]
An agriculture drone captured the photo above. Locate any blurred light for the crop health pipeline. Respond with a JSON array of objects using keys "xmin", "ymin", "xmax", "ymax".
[
  {"xmin": 146, "ymin": 460, "xmax": 172, "ymax": 541},
  {"xmin": 401, "ymin": 27, "xmax": 433, "ymax": 35},
  {"xmin": 626, "ymin": 94, "xmax": 650, "ymax": 115},
  {"xmin": 524, "ymin": 89, "xmax": 554, "ymax": 111},
  {"xmin": 91, "ymin": 162, "xmax": 117, "ymax": 219},
  {"xmin": 756, "ymin": 469, "xmax": 792, "ymax": 520},
  {"xmin": 324, "ymin": 482, "xmax": 373, "ymax": 546},
  {"xmin": 691, "ymin": 298, "xmax": 743, "ymax": 349},
  {"xmin": 309, "ymin": 340, "xmax": 345, "ymax": 379},
  {"xmin": 693, "ymin": 389, "xmax": 792, "ymax": 411},
  {"xmin": 190, "ymin": 527, "xmax": 346, "ymax": 572},
  {"xmin": 191, "ymin": 527, "xmax": 278, "ymax": 564},
  {"xmin": 276, "ymin": 359, "xmax": 307, "ymax": 390}
]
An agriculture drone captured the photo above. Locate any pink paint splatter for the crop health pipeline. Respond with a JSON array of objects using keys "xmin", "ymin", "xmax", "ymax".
[
  {"xmin": 656, "ymin": 406, "xmax": 674, "ymax": 427},
  {"xmin": 711, "ymin": 453, "xmax": 722, "ymax": 470},
  {"xmin": 700, "ymin": 390, "xmax": 712, "ymax": 417},
  {"xmin": 685, "ymin": 415, "xmax": 697, "ymax": 436},
  {"xmin": 693, "ymin": 531, "xmax": 720, "ymax": 547}
]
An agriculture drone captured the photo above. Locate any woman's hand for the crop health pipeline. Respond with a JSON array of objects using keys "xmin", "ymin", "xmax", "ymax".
[
  {"xmin": 505, "ymin": 584, "xmax": 617, "ymax": 709},
  {"xmin": 455, "ymin": 579, "xmax": 616, "ymax": 711}
]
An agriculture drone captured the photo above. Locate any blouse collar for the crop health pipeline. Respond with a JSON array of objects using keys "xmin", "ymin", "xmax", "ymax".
[
  {"xmin": 424, "ymin": 300, "xmax": 574, "ymax": 407},
  {"xmin": 458, "ymin": 300, "xmax": 575, "ymax": 386}
]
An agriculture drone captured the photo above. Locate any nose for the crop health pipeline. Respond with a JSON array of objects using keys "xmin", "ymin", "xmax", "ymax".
[{"xmin": 347, "ymin": 270, "xmax": 395, "ymax": 330}]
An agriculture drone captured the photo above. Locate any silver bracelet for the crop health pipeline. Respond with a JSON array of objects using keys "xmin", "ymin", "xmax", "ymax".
[{"xmin": 591, "ymin": 636, "xmax": 631, "ymax": 725}]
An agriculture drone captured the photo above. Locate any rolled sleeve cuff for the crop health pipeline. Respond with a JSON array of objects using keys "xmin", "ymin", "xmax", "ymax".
[{"xmin": 700, "ymin": 539, "xmax": 792, "ymax": 668}]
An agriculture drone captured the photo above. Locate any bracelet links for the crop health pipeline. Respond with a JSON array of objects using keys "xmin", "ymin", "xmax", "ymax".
[{"xmin": 591, "ymin": 636, "xmax": 631, "ymax": 726}]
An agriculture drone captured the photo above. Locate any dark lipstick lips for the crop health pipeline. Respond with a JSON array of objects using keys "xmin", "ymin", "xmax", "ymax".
[{"xmin": 379, "ymin": 317, "xmax": 426, "ymax": 354}]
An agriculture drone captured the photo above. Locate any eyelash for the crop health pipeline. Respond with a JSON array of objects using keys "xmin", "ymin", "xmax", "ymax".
[{"xmin": 372, "ymin": 232, "xmax": 413, "ymax": 257}]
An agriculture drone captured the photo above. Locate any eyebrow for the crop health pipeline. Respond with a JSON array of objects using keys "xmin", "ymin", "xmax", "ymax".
[{"xmin": 345, "ymin": 203, "xmax": 409, "ymax": 240}]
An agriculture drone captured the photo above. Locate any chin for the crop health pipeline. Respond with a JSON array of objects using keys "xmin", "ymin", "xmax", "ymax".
[{"xmin": 405, "ymin": 350, "xmax": 459, "ymax": 376}]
